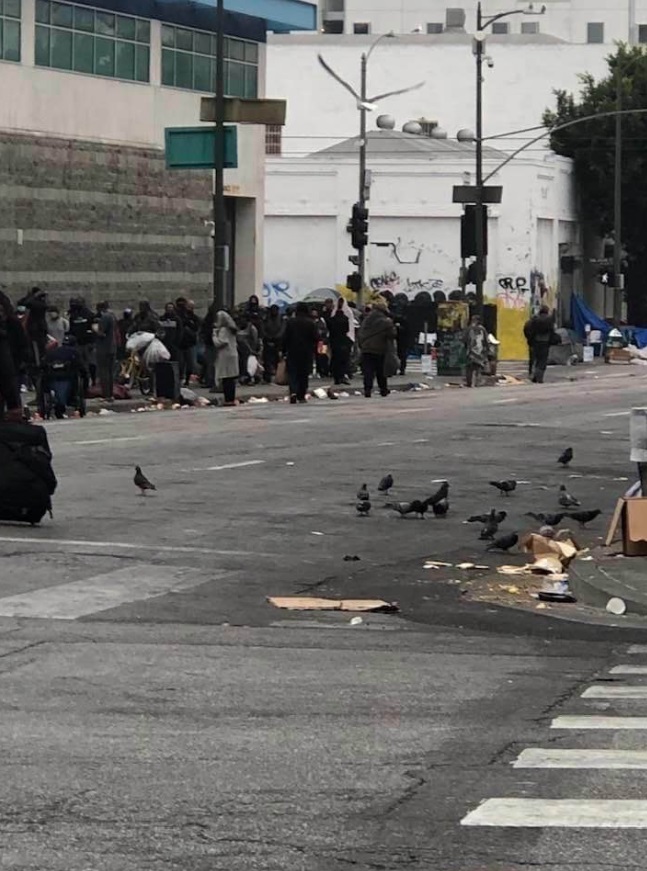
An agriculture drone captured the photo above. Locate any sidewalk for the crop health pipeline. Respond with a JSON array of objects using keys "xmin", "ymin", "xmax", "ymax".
[{"xmin": 570, "ymin": 553, "xmax": 647, "ymax": 616}]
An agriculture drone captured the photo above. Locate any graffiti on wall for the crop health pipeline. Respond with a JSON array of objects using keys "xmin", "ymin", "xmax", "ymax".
[
  {"xmin": 495, "ymin": 275, "xmax": 531, "ymax": 311},
  {"xmin": 369, "ymin": 270, "xmax": 447, "ymax": 299},
  {"xmin": 262, "ymin": 280, "xmax": 300, "ymax": 308},
  {"xmin": 530, "ymin": 268, "xmax": 555, "ymax": 312}
]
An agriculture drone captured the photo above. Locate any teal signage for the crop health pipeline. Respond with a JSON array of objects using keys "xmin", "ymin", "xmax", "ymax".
[{"xmin": 164, "ymin": 126, "xmax": 238, "ymax": 170}]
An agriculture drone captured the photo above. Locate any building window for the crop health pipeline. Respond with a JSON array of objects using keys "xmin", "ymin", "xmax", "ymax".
[
  {"xmin": 353, "ymin": 22, "xmax": 370, "ymax": 33},
  {"xmin": 161, "ymin": 24, "xmax": 257, "ymax": 98},
  {"xmin": 265, "ymin": 124, "xmax": 282, "ymax": 155},
  {"xmin": 587, "ymin": 22, "xmax": 604, "ymax": 43},
  {"xmin": 34, "ymin": 0, "xmax": 149, "ymax": 81},
  {"xmin": 426, "ymin": 22, "xmax": 443, "ymax": 33},
  {"xmin": 325, "ymin": 0, "xmax": 344, "ymax": 11},
  {"xmin": 0, "ymin": 0, "xmax": 21, "ymax": 63},
  {"xmin": 491, "ymin": 21, "xmax": 509, "ymax": 34},
  {"xmin": 322, "ymin": 19, "xmax": 343, "ymax": 33},
  {"xmin": 638, "ymin": 23, "xmax": 647, "ymax": 43},
  {"xmin": 521, "ymin": 21, "xmax": 539, "ymax": 34}
]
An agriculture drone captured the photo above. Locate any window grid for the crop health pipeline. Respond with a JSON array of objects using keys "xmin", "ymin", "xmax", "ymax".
[
  {"xmin": 161, "ymin": 23, "xmax": 258, "ymax": 99},
  {"xmin": 521, "ymin": 21, "xmax": 539, "ymax": 34},
  {"xmin": 0, "ymin": 0, "xmax": 21, "ymax": 63},
  {"xmin": 426, "ymin": 22, "xmax": 443, "ymax": 34},
  {"xmin": 353, "ymin": 22, "xmax": 370, "ymax": 34},
  {"xmin": 34, "ymin": 0, "xmax": 150, "ymax": 82},
  {"xmin": 639, "ymin": 23, "xmax": 647, "ymax": 43},
  {"xmin": 587, "ymin": 21, "xmax": 604, "ymax": 43},
  {"xmin": 265, "ymin": 124, "xmax": 282, "ymax": 155},
  {"xmin": 491, "ymin": 21, "xmax": 509, "ymax": 34}
]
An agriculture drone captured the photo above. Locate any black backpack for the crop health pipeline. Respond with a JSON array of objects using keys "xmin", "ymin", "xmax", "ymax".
[{"xmin": 0, "ymin": 422, "xmax": 57, "ymax": 525}]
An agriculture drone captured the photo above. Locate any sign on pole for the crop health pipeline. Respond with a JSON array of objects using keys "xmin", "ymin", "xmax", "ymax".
[{"xmin": 164, "ymin": 126, "xmax": 238, "ymax": 170}]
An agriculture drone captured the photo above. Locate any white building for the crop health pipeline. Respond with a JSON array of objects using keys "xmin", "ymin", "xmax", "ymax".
[
  {"xmin": 264, "ymin": 129, "xmax": 579, "ymax": 359},
  {"xmin": 318, "ymin": 0, "xmax": 647, "ymax": 44},
  {"xmin": 0, "ymin": 0, "xmax": 315, "ymax": 310},
  {"xmin": 266, "ymin": 34, "xmax": 610, "ymax": 158}
]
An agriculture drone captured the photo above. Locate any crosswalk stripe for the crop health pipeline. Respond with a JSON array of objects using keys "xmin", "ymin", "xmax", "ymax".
[
  {"xmin": 627, "ymin": 645, "xmax": 647, "ymax": 654},
  {"xmin": 552, "ymin": 716, "xmax": 647, "ymax": 730},
  {"xmin": 582, "ymin": 686, "xmax": 647, "ymax": 699},
  {"xmin": 0, "ymin": 566, "xmax": 211, "ymax": 620},
  {"xmin": 514, "ymin": 749, "xmax": 647, "ymax": 769},
  {"xmin": 611, "ymin": 665, "xmax": 647, "ymax": 674},
  {"xmin": 461, "ymin": 799, "xmax": 647, "ymax": 828}
]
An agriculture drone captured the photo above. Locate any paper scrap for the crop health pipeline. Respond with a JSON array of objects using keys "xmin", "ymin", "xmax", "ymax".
[{"xmin": 267, "ymin": 597, "xmax": 398, "ymax": 613}]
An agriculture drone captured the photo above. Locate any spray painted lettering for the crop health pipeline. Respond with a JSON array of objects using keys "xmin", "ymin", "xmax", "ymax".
[
  {"xmin": 369, "ymin": 271, "xmax": 446, "ymax": 298},
  {"xmin": 496, "ymin": 275, "xmax": 531, "ymax": 310}
]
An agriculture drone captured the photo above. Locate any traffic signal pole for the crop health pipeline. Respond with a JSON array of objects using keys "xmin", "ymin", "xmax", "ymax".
[{"xmin": 357, "ymin": 51, "xmax": 368, "ymax": 307}]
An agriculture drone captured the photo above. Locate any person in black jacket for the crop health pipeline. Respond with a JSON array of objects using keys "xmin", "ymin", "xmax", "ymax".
[
  {"xmin": 328, "ymin": 298, "xmax": 351, "ymax": 385},
  {"xmin": 158, "ymin": 302, "xmax": 183, "ymax": 361},
  {"xmin": 526, "ymin": 305, "xmax": 556, "ymax": 384},
  {"xmin": 18, "ymin": 286, "xmax": 48, "ymax": 367},
  {"xmin": 0, "ymin": 291, "xmax": 28, "ymax": 419},
  {"xmin": 282, "ymin": 301, "xmax": 318, "ymax": 403},
  {"xmin": 68, "ymin": 296, "xmax": 97, "ymax": 390},
  {"xmin": 176, "ymin": 297, "xmax": 200, "ymax": 386}
]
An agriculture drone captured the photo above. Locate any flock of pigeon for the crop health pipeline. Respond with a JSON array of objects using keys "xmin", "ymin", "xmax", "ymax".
[{"xmin": 355, "ymin": 445, "xmax": 602, "ymax": 555}]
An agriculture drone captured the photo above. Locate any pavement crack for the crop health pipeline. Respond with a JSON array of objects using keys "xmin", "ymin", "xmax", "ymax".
[
  {"xmin": 382, "ymin": 769, "xmax": 428, "ymax": 815},
  {"xmin": 538, "ymin": 666, "xmax": 605, "ymax": 718}
]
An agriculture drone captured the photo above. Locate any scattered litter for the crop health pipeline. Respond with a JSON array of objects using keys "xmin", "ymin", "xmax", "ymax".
[
  {"xmin": 497, "ymin": 565, "xmax": 529, "ymax": 576},
  {"xmin": 456, "ymin": 562, "xmax": 489, "ymax": 570},
  {"xmin": 614, "ymin": 477, "xmax": 630, "ymax": 482},
  {"xmin": 424, "ymin": 560, "xmax": 452, "ymax": 569},
  {"xmin": 496, "ymin": 374, "xmax": 525, "ymax": 386},
  {"xmin": 310, "ymin": 531, "xmax": 325, "ymax": 536},
  {"xmin": 536, "ymin": 590, "xmax": 577, "ymax": 604},
  {"xmin": 530, "ymin": 556, "xmax": 566, "ymax": 576},
  {"xmin": 607, "ymin": 597, "xmax": 627, "ymax": 616},
  {"xmin": 286, "ymin": 462, "xmax": 295, "ymax": 466},
  {"xmin": 247, "ymin": 396, "xmax": 269, "ymax": 404},
  {"xmin": 349, "ymin": 616, "xmax": 363, "ymax": 625},
  {"xmin": 499, "ymin": 585, "xmax": 520, "ymax": 594},
  {"xmin": 267, "ymin": 596, "xmax": 398, "ymax": 613},
  {"xmin": 579, "ymin": 555, "xmax": 594, "ymax": 562},
  {"xmin": 521, "ymin": 533, "xmax": 579, "ymax": 566},
  {"xmin": 536, "ymin": 603, "xmax": 548, "ymax": 610},
  {"xmin": 313, "ymin": 387, "xmax": 328, "ymax": 399},
  {"xmin": 338, "ymin": 392, "xmax": 350, "ymax": 398},
  {"xmin": 97, "ymin": 408, "xmax": 116, "ymax": 415},
  {"xmin": 343, "ymin": 555, "xmax": 361, "ymax": 562},
  {"xmin": 600, "ymin": 431, "xmax": 614, "ymax": 435}
]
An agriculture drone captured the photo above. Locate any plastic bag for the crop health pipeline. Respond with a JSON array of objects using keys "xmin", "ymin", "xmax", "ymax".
[
  {"xmin": 275, "ymin": 359, "xmax": 288, "ymax": 386},
  {"xmin": 142, "ymin": 337, "xmax": 171, "ymax": 368},
  {"xmin": 247, "ymin": 354, "xmax": 259, "ymax": 378},
  {"xmin": 126, "ymin": 331, "xmax": 155, "ymax": 353}
]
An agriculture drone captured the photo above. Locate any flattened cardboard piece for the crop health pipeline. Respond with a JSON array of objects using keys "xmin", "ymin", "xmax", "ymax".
[
  {"xmin": 267, "ymin": 597, "xmax": 398, "ymax": 613},
  {"xmin": 521, "ymin": 533, "xmax": 578, "ymax": 565},
  {"xmin": 606, "ymin": 498, "xmax": 625, "ymax": 547}
]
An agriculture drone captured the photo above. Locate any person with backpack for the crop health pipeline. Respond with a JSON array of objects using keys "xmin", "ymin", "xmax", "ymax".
[
  {"xmin": 68, "ymin": 296, "xmax": 97, "ymax": 391},
  {"xmin": 526, "ymin": 305, "xmax": 558, "ymax": 384},
  {"xmin": 94, "ymin": 300, "xmax": 118, "ymax": 400}
]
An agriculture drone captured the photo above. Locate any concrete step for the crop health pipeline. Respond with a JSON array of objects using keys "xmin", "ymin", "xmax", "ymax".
[{"xmin": 569, "ymin": 558, "xmax": 647, "ymax": 616}]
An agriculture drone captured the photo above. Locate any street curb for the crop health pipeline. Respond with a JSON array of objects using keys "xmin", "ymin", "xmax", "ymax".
[{"xmin": 569, "ymin": 559, "xmax": 647, "ymax": 617}]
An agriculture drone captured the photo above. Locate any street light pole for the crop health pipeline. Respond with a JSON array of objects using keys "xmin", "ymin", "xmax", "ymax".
[
  {"xmin": 613, "ymin": 64, "xmax": 625, "ymax": 323},
  {"xmin": 212, "ymin": 0, "xmax": 228, "ymax": 310},
  {"xmin": 474, "ymin": 2, "xmax": 485, "ymax": 318},
  {"xmin": 358, "ymin": 51, "xmax": 368, "ymax": 306}
]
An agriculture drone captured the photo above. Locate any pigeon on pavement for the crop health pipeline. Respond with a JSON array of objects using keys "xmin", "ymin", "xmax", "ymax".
[
  {"xmin": 432, "ymin": 498, "xmax": 449, "ymax": 517},
  {"xmin": 424, "ymin": 481, "xmax": 449, "ymax": 508},
  {"xmin": 357, "ymin": 483, "xmax": 370, "ymax": 501},
  {"xmin": 467, "ymin": 509, "xmax": 507, "ymax": 525},
  {"xmin": 568, "ymin": 508, "xmax": 602, "ymax": 527},
  {"xmin": 486, "ymin": 532, "xmax": 519, "ymax": 552},
  {"xmin": 356, "ymin": 500, "xmax": 371, "ymax": 517},
  {"xmin": 479, "ymin": 518, "xmax": 499, "ymax": 540},
  {"xmin": 378, "ymin": 474, "xmax": 394, "ymax": 495},
  {"xmin": 489, "ymin": 480, "xmax": 517, "ymax": 496},
  {"xmin": 526, "ymin": 511, "xmax": 566, "ymax": 527},
  {"xmin": 388, "ymin": 499, "xmax": 428, "ymax": 518},
  {"xmin": 558, "ymin": 484, "xmax": 580, "ymax": 508},
  {"xmin": 558, "ymin": 447, "xmax": 574, "ymax": 467},
  {"xmin": 134, "ymin": 465, "xmax": 156, "ymax": 495}
]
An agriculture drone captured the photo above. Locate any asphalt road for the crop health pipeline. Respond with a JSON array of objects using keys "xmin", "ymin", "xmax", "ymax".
[{"xmin": 2, "ymin": 365, "xmax": 647, "ymax": 869}]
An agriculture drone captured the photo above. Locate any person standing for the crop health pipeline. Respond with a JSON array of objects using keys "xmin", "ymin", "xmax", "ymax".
[
  {"xmin": 526, "ymin": 305, "xmax": 556, "ymax": 384},
  {"xmin": 158, "ymin": 302, "xmax": 183, "ymax": 362},
  {"xmin": 116, "ymin": 309, "xmax": 133, "ymax": 361},
  {"xmin": 463, "ymin": 315, "xmax": 489, "ymax": 388},
  {"xmin": 46, "ymin": 306, "xmax": 68, "ymax": 346},
  {"xmin": 175, "ymin": 297, "xmax": 200, "ymax": 386},
  {"xmin": 94, "ymin": 300, "xmax": 117, "ymax": 400},
  {"xmin": 68, "ymin": 296, "xmax": 97, "ymax": 390},
  {"xmin": 357, "ymin": 299, "xmax": 396, "ymax": 398},
  {"xmin": 129, "ymin": 300, "xmax": 159, "ymax": 336},
  {"xmin": 213, "ymin": 310, "xmax": 239, "ymax": 406},
  {"xmin": 312, "ymin": 308, "xmax": 330, "ymax": 379},
  {"xmin": 328, "ymin": 298, "xmax": 350, "ymax": 385},
  {"xmin": 282, "ymin": 301, "xmax": 318, "ymax": 403},
  {"xmin": 523, "ymin": 315, "xmax": 534, "ymax": 377},
  {"xmin": 262, "ymin": 304, "xmax": 284, "ymax": 383},
  {"xmin": 0, "ymin": 291, "xmax": 28, "ymax": 419}
]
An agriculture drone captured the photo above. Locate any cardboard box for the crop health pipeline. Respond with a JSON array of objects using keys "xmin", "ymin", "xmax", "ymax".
[
  {"xmin": 606, "ymin": 496, "xmax": 647, "ymax": 556},
  {"xmin": 606, "ymin": 348, "xmax": 632, "ymax": 364}
]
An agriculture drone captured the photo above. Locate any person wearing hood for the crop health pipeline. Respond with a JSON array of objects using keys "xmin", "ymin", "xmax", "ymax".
[
  {"xmin": 0, "ymin": 291, "xmax": 28, "ymax": 419},
  {"xmin": 19, "ymin": 286, "xmax": 49, "ymax": 366},
  {"xmin": 525, "ymin": 305, "xmax": 557, "ymax": 384},
  {"xmin": 262, "ymin": 304, "xmax": 284, "ymax": 383},
  {"xmin": 129, "ymin": 300, "xmax": 159, "ymax": 336},
  {"xmin": 158, "ymin": 302, "xmax": 183, "ymax": 361},
  {"xmin": 213, "ymin": 310, "xmax": 239, "ymax": 406},
  {"xmin": 282, "ymin": 301, "xmax": 318, "ymax": 403},
  {"xmin": 117, "ymin": 308, "xmax": 133, "ymax": 360},
  {"xmin": 357, "ymin": 299, "xmax": 396, "ymax": 398},
  {"xmin": 175, "ymin": 297, "xmax": 201, "ymax": 386},
  {"xmin": 463, "ymin": 315, "xmax": 489, "ymax": 388},
  {"xmin": 245, "ymin": 294, "xmax": 265, "ymax": 341},
  {"xmin": 68, "ymin": 295, "xmax": 97, "ymax": 390},
  {"xmin": 329, "ymin": 297, "xmax": 351, "ymax": 385},
  {"xmin": 46, "ymin": 306, "xmax": 68, "ymax": 347}
]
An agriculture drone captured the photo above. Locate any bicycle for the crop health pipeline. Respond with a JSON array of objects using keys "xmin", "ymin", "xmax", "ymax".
[{"xmin": 119, "ymin": 351, "xmax": 152, "ymax": 396}]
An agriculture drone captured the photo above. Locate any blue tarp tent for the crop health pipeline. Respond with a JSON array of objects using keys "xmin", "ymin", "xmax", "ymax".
[{"xmin": 570, "ymin": 294, "xmax": 647, "ymax": 349}]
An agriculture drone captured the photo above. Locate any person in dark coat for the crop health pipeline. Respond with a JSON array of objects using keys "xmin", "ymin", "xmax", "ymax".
[
  {"xmin": 523, "ymin": 316, "xmax": 534, "ymax": 377},
  {"xmin": 19, "ymin": 286, "xmax": 49, "ymax": 367},
  {"xmin": 176, "ymin": 297, "xmax": 201, "ymax": 386},
  {"xmin": 282, "ymin": 301, "xmax": 318, "ymax": 403},
  {"xmin": 0, "ymin": 291, "xmax": 28, "ymax": 419},
  {"xmin": 526, "ymin": 305, "xmax": 556, "ymax": 384},
  {"xmin": 262, "ymin": 304, "xmax": 284, "ymax": 383},
  {"xmin": 357, "ymin": 300, "xmax": 396, "ymax": 398},
  {"xmin": 68, "ymin": 296, "xmax": 97, "ymax": 390},
  {"xmin": 328, "ymin": 298, "xmax": 351, "ymax": 385},
  {"xmin": 158, "ymin": 302, "xmax": 183, "ymax": 361},
  {"xmin": 129, "ymin": 300, "xmax": 159, "ymax": 336}
]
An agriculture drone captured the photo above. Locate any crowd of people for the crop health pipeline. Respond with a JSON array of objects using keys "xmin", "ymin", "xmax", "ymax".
[{"xmin": 0, "ymin": 288, "xmax": 411, "ymax": 415}]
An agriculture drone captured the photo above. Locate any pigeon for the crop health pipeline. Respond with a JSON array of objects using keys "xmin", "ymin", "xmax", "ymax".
[
  {"xmin": 486, "ymin": 532, "xmax": 519, "ymax": 553},
  {"xmin": 558, "ymin": 484, "xmax": 580, "ymax": 508},
  {"xmin": 357, "ymin": 483, "xmax": 370, "ymax": 502},
  {"xmin": 489, "ymin": 480, "xmax": 517, "ymax": 496},
  {"xmin": 568, "ymin": 509, "xmax": 602, "ymax": 527},
  {"xmin": 356, "ymin": 500, "xmax": 371, "ymax": 517},
  {"xmin": 432, "ymin": 498, "xmax": 449, "ymax": 517},
  {"xmin": 467, "ymin": 510, "xmax": 507, "ymax": 525},
  {"xmin": 479, "ymin": 518, "xmax": 498, "ymax": 540},
  {"xmin": 525, "ymin": 511, "xmax": 566, "ymax": 527},
  {"xmin": 378, "ymin": 474, "xmax": 394, "ymax": 495},
  {"xmin": 558, "ymin": 447, "xmax": 574, "ymax": 467},
  {"xmin": 134, "ymin": 465, "xmax": 156, "ymax": 495},
  {"xmin": 387, "ymin": 499, "xmax": 428, "ymax": 519},
  {"xmin": 424, "ymin": 481, "xmax": 449, "ymax": 508}
]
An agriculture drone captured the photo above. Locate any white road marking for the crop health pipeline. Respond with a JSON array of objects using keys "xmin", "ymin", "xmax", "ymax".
[
  {"xmin": 628, "ymin": 645, "xmax": 647, "ymax": 654},
  {"xmin": 611, "ymin": 665, "xmax": 647, "ymax": 674},
  {"xmin": 552, "ymin": 716, "xmax": 647, "ymax": 730},
  {"xmin": 73, "ymin": 436, "xmax": 145, "ymax": 446},
  {"xmin": 0, "ymin": 536, "xmax": 269, "ymax": 557},
  {"xmin": 604, "ymin": 411, "xmax": 631, "ymax": 417},
  {"xmin": 582, "ymin": 685, "xmax": 647, "ymax": 699},
  {"xmin": 462, "ymin": 799, "xmax": 647, "ymax": 828},
  {"xmin": 493, "ymin": 398, "xmax": 519, "ymax": 404},
  {"xmin": 514, "ymin": 748, "xmax": 647, "ymax": 769},
  {"xmin": 377, "ymin": 442, "xmax": 395, "ymax": 446},
  {"xmin": 0, "ymin": 566, "xmax": 210, "ymax": 620},
  {"xmin": 185, "ymin": 459, "xmax": 265, "ymax": 473}
]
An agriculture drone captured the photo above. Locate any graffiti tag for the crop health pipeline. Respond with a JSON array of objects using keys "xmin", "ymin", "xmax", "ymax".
[{"xmin": 497, "ymin": 276, "xmax": 530, "ymax": 311}]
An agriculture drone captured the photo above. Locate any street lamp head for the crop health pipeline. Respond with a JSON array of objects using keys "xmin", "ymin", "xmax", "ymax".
[
  {"xmin": 457, "ymin": 128, "xmax": 476, "ymax": 143},
  {"xmin": 526, "ymin": 3, "xmax": 546, "ymax": 13}
]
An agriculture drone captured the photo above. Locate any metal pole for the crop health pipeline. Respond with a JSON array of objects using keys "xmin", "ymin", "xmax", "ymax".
[
  {"xmin": 613, "ymin": 66, "xmax": 623, "ymax": 323},
  {"xmin": 629, "ymin": 0, "xmax": 637, "ymax": 44},
  {"xmin": 212, "ymin": 0, "xmax": 228, "ymax": 309},
  {"xmin": 474, "ymin": 2, "xmax": 485, "ymax": 318},
  {"xmin": 358, "ymin": 52, "xmax": 367, "ymax": 308}
]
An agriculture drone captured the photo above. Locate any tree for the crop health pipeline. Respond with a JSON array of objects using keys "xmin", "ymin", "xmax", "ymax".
[{"xmin": 544, "ymin": 44, "xmax": 647, "ymax": 324}]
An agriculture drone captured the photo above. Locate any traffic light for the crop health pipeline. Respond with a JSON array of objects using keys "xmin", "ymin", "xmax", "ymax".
[
  {"xmin": 346, "ymin": 272, "xmax": 362, "ymax": 293},
  {"xmin": 350, "ymin": 202, "xmax": 369, "ymax": 250},
  {"xmin": 461, "ymin": 205, "xmax": 488, "ymax": 258}
]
